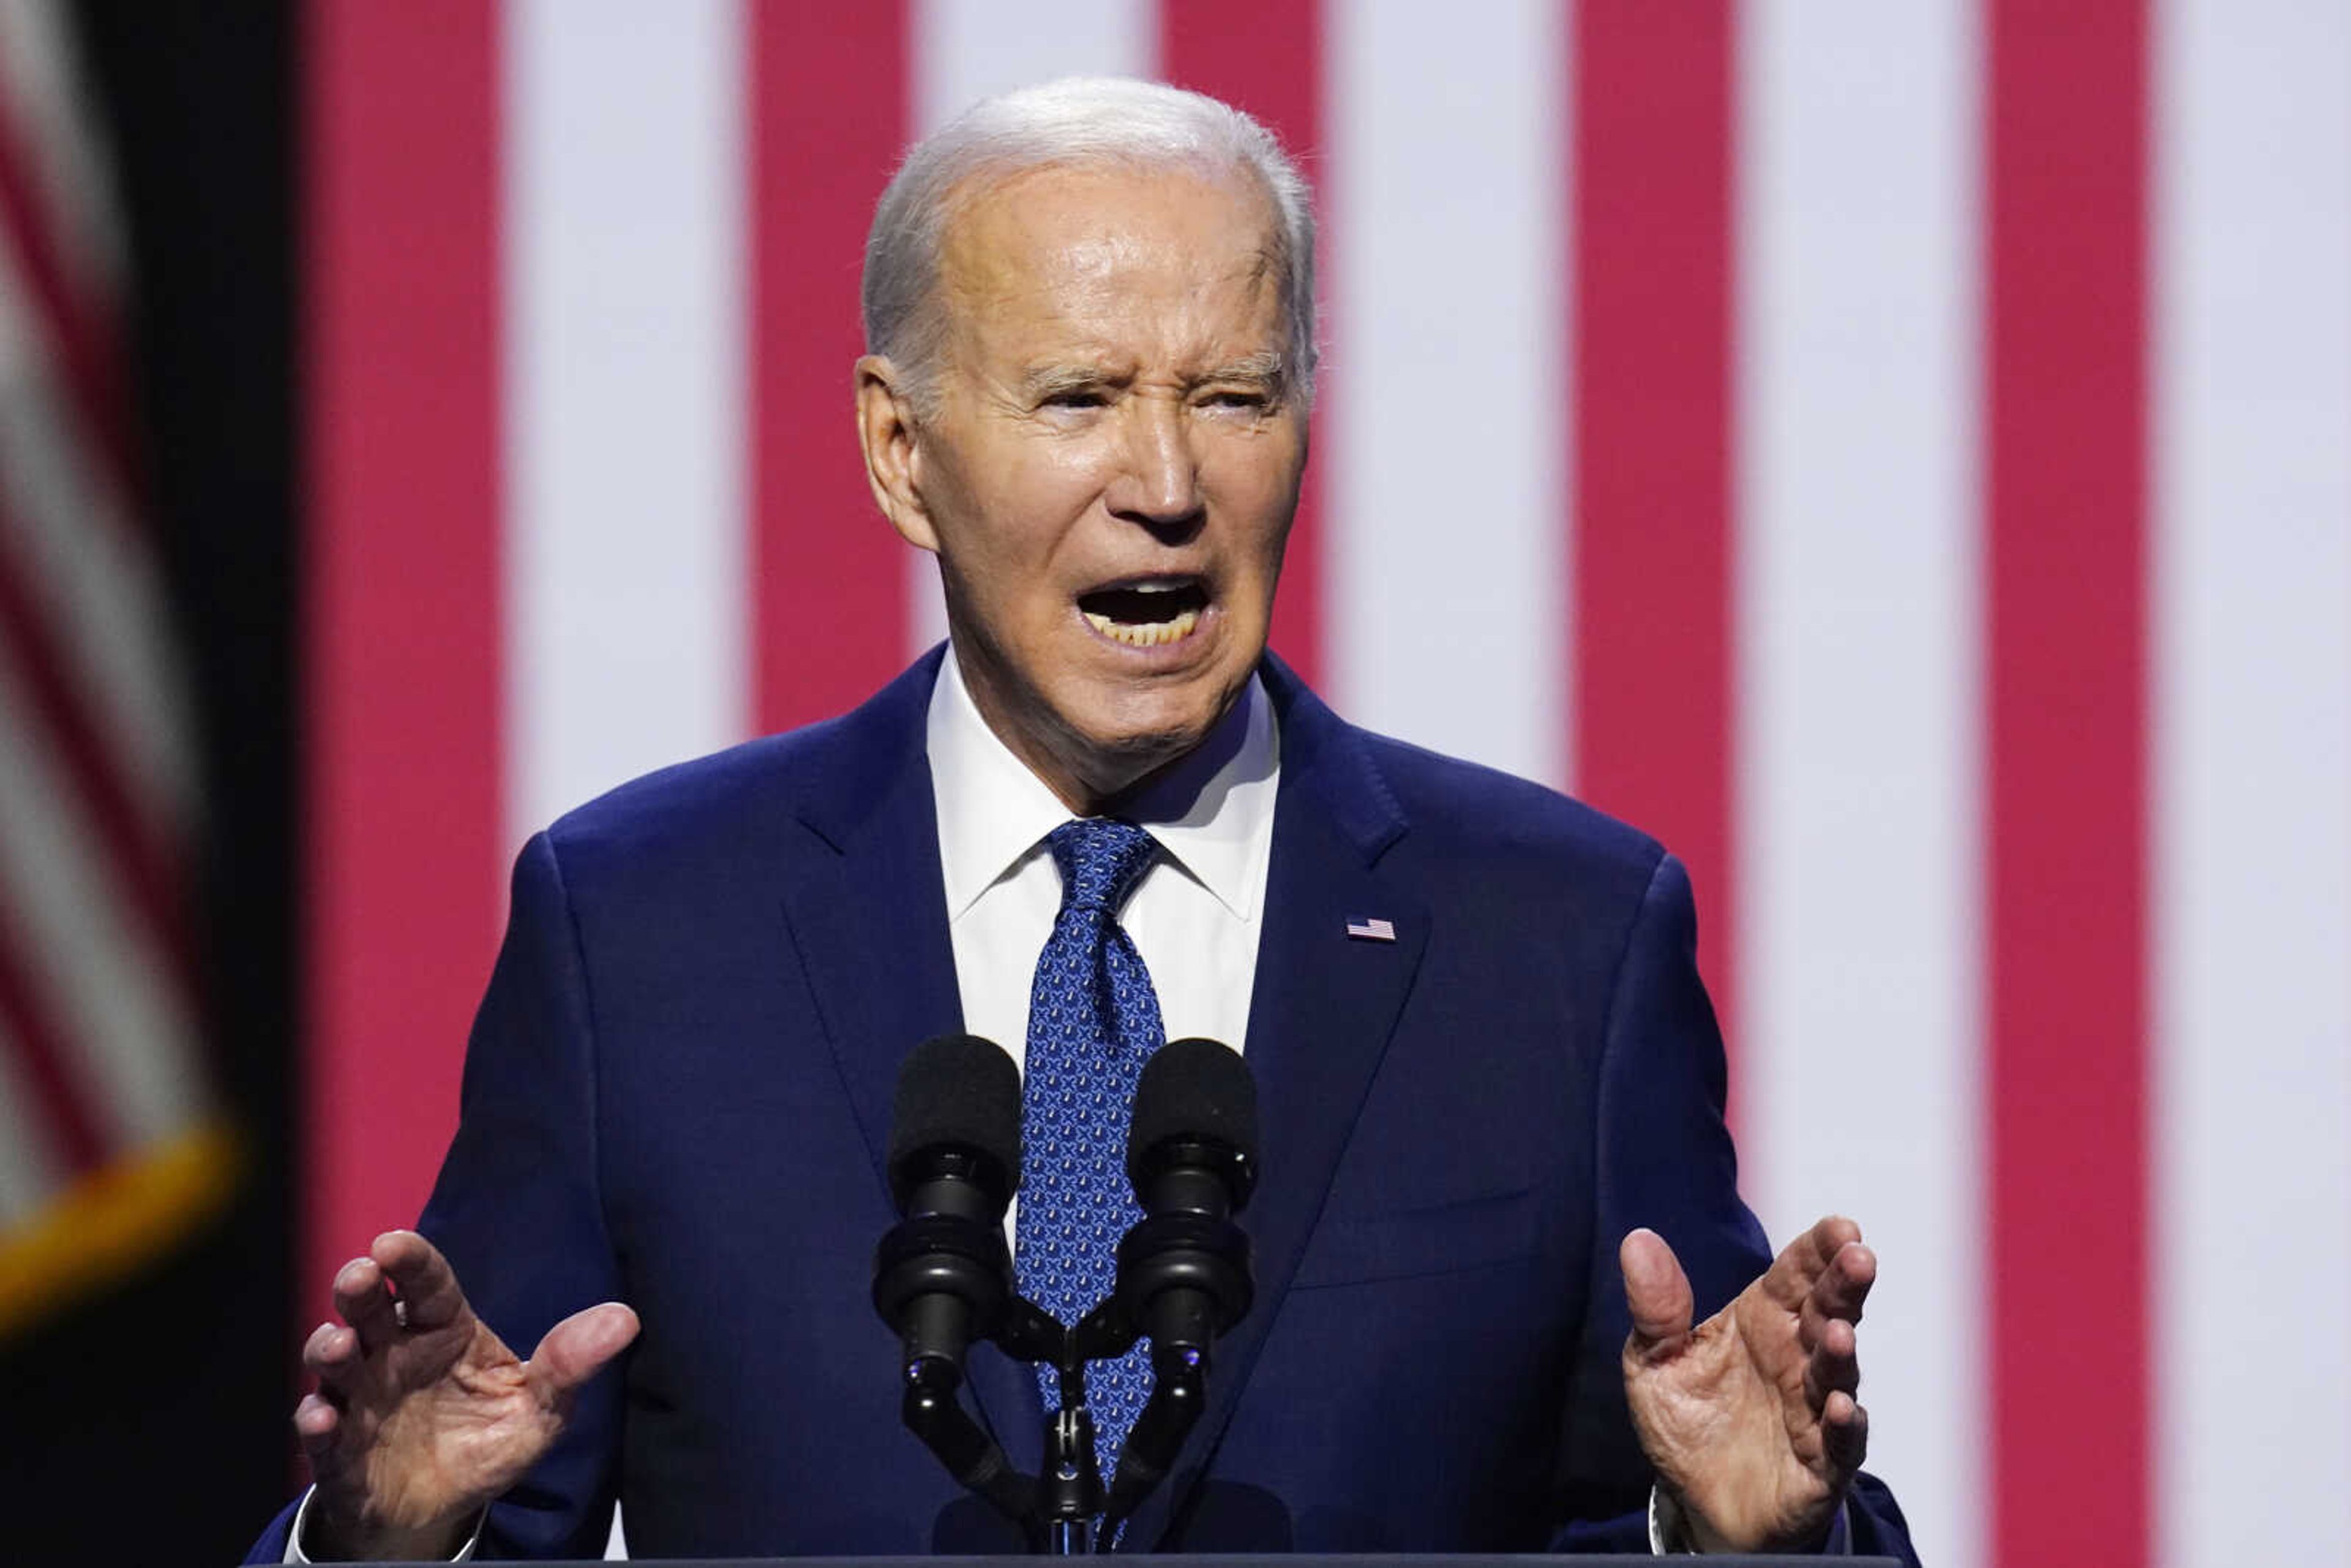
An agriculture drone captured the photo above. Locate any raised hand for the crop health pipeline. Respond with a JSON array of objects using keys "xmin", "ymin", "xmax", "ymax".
[
  {"xmin": 292, "ymin": 1230, "xmax": 639, "ymax": 1561},
  {"xmin": 1618, "ymin": 1215, "xmax": 1873, "ymax": 1553}
]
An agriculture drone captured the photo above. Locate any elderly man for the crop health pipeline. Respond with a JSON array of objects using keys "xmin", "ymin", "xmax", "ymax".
[{"xmin": 257, "ymin": 80, "xmax": 1914, "ymax": 1562}]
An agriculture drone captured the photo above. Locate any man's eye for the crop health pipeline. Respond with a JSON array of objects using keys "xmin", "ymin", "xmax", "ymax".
[
  {"xmin": 1043, "ymin": 389, "xmax": 1107, "ymax": 410},
  {"xmin": 1200, "ymin": 389, "xmax": 1269, "ymax": 411}
]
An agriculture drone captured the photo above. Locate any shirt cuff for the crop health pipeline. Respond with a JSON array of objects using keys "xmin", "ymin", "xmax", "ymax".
[
  {"xmin": 1646, "ymin": 1487, "xmax": 1682, "ymax": 1554},
  {"xmin": 1647, "ymin": 1488, "xmax": 1851, "ymax": 1555},
  {"xmin": 286, "ymin": 1485, "xmax": 481, "ymax": 1562}
]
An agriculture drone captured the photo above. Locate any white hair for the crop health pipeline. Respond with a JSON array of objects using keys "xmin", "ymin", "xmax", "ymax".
[{"xmin": 862, "ymin": 77, "xmax": 1318, "ymax": 412}]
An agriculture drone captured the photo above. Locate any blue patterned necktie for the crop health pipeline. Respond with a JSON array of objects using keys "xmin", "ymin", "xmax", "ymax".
[{"xmin": 1016, "ymin": 816, "xmax": 1166, "ymax": 1486}]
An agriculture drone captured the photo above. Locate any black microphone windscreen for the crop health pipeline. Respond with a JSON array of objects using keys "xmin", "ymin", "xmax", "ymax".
[
  {"xmin": 887, "ymin": 1033, "xmax": 1022, "ymax": 1204},
  {"xmin": 1128, "ymin": 1037, "xmax": 1258, "ymax": 1177}
]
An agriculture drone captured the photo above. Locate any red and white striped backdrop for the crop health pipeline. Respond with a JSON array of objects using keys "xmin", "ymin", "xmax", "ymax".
[{"xmin": 304, "ymin": 4, "xmax": 2350, "ymax": 1564}]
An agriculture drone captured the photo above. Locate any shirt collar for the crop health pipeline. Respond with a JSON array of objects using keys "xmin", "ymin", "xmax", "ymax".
[{"xmin": 926, "ymin": 644, "xmax": 1280, "ymax": 922}]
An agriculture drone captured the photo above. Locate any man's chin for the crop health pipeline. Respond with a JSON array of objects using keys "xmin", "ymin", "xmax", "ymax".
[
  {"xmin": 1062, "ymin": 724, "xmax": 1204, "ymax": 803},
  {"xmin": 1062, "ymin": 686, "xmax": 1256, "ymax": 806},
  {"xmin": 959, "ymin": 636, "xmax": 1258, "ymax": 809}
]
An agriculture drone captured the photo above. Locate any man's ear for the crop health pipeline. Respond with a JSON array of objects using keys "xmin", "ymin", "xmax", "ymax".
[{"xmin": 856, "ymin": 355, "xmax": 938, "ymax": 553}]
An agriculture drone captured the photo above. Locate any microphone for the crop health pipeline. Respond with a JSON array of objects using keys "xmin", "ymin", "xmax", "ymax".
[
  {"xmin": 871, "ymin": 1034, "xmax": 1040, "ymax": 1534},
  {"xmin": 1128, "ymin": 1037, "xmax": 1259, "ymax": 1210},
  {"xmin": 1119, "ymin": 1035, "xmax": 1258, "ymax": 1351},
  {"xmin": 871, "ymin": 1032, "xmax": 1022, "ymax": 1371},
  {"xmin": 1098, "ymin": 1037, "xmax": 1259, "ymax": 1524}
]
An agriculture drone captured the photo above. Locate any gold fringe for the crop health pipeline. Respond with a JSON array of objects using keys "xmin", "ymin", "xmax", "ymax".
[{"xmin": 0, "ymin": 1120, "xmax": 244, "ymax": 1340}]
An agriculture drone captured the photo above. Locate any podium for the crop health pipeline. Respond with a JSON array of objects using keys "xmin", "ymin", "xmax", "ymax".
[{"xmin": 354, "ymin": 1558, "xmax": 1906, "ymax": 1567}]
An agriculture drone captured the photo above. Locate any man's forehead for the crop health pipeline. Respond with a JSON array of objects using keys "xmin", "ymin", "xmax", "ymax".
[
  {"xmin": 940, "ymin": 163, "xmax": 1280, "ymax": 298},
  {"xmin": 932, "ymin": 164, "xmax": 1286, "ymax": 372}
]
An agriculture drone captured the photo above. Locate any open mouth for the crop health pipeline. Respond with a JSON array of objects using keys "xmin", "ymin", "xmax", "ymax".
[{"xmin": 1077, "ymin": 577, "xmax": 1210, "ymax": 647}]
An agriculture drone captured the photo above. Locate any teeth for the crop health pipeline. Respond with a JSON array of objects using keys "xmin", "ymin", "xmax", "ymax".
[{"xmin": 1084, "ymin": 607, "xmax": 1201, "ymax": 647}]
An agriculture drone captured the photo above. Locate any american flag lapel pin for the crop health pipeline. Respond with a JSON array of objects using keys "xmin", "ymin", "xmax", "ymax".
[{"xmin": 1345, "ymin": 917, "xmax": 1397, "ymax": 943}]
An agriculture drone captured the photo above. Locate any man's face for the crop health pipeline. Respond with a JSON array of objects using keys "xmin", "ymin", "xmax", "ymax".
[{"xmin": 860, "ymin": 163, "xmax": 1307, "ymax": 811}]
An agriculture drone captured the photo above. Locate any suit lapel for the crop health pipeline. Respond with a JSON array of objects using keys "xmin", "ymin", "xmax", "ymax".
[
  {"xmin": 774, "ymin": 651, "xmax": 1044, "ymax": 1451},
  {"xmin": 780, "ymin": 770, "xmax": 961, "ymax": 1198},
  {"xmin": 1130, "ymin": 662, "xmax": 1427, "ymax": 1548},
  {"xmin": 778, "ymin": 655, "xmax": 962, "ymax": 1198}
]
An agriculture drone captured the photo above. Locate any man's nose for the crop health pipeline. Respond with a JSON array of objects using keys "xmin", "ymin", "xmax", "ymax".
[{"xmin": 1106, "ymin": 398, "xmax": 1204, "ymax": 535}]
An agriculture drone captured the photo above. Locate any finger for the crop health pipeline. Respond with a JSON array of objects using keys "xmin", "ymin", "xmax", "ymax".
[
  {"xmin": 370, "ymin": 1230, "xmax": 468, "ymax": 1333},
  {"xmin": 294, "ymin": 1389, "xmax": 341, "ymax": 1441},
  {"xmin": 1619, "ymin": 1229, "xmax": 1694, "ymax": 1359},
  {"xmin": 331, "ymin": 1256, "xmax": 402, "ymax": 1351},
  {"xmin": 302, "ymin": 1319, "xmax": 363, "ymax": 1391},
  {"xmin": 527, "ymin": 1302, "xmax": 641, "ymax": 1403},
  {"xmin": 1761, "ymin": 1214, "xmax": 1864, "ymax": 1312},
  {"xmin": 1822, "ymin": 1392, "xmax": 1869, "ymax": 1477},
  {"xmin": 1798, "ymin": 1241, "xmax": 1877, "ymax": 1349},
  {"xmin": 1816, "ymin": 1240, "xmax": 1876, "ymax": 1319},
  {"xmin": 293, "ymin": 1392, "xmax": 343, "ymax": 1473},
  {"xmin": 1802, "ymin": 1316, "xmax": 1861, "ymax": 1410}
]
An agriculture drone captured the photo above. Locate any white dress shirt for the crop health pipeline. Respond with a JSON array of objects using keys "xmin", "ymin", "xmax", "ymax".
[{"xmin": 925, "ymin": 645, "xmax": 1280, "ymax": 1068}]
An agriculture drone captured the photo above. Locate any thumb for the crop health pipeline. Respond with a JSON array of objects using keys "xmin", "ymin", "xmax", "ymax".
[
  {"xmin": 1620, "ymin": 1228, "xmax": 1694, "ymax": 1360},
  {"xmin": 527, "ymin": 1302, "xmax": 640, "ymax": 1402}
]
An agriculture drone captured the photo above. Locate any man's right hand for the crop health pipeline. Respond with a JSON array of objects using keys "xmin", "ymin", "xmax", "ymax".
[{"xmin": 292, "ymin": 1230, "xmax": 640, "ymax": 1561}]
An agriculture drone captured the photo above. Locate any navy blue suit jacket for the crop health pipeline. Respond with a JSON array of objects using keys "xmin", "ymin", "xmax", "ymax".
[{"xmin": 253, "ymin": 651, "xmax": 1915, "ymax": 1561}]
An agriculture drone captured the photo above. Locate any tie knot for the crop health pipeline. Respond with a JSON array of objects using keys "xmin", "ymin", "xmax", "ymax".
[{"xmin": 1046, "ymin": 817, "xmax": 1157, "ymax": 916}]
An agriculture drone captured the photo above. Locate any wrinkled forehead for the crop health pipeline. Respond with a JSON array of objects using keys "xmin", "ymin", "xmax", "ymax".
[{"xmin": 934, "ymin": 162, "xmax": 1288, "ymax": 356}]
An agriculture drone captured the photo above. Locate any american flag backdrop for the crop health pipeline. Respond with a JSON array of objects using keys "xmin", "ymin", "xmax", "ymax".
[
  {"xmin": 0, "ymin": 2, "xmax": 228, "ymax": 1337},
  {"xmin": 304, "ymin": 4, "xmax": 2350, "ymax": 1566}
]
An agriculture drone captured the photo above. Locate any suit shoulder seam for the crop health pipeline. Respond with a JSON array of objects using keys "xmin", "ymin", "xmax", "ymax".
[{"xmin": 534, "ymin": 832, "xmax": 620, "ymax": 1266}]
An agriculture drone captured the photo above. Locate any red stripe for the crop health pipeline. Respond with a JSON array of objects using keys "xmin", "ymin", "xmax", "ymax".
[
  {"xmin": 0, "ymin": 498, "xmax": 190, "ymax": 977},
  {"xmin": 747, "ymin": 4, "xmax": 912, "ymax": 734},
  {"xmin": 1571, "ymin": 3, "xmax": 1740, "ymax": 1095},
  {"xmin": 0, "ymin": 879, "xmax": 108, "ymax": 1173},
  {"xmin": 1984, "ymin": 4, "xmax": 2150, "ymax": 1562},
  {"xmin": 0, "ymin": 84, "xmax": 142, "ymax": 517},
  {"xmin": 1160, "ymin": 0, "xmax": 1327, "ymax": 688},
  {"xmin": 303, "ymin": 0, "xmax": 503, "ymax": 1303}
]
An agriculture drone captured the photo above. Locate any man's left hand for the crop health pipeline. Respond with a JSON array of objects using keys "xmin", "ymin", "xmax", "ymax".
[{"xmin": 1618, "ymin": 1215, "xmax": 1873, "ymax": 1553}]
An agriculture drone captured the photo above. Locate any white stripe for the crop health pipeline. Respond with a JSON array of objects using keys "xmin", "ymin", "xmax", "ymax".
[
  {"xmin": 913, "ymin": 0, "xmax": 1155, "ymax": 126},
  {"xmin": 504, "ymin": 0, "xmax": 749, "ymax": 843},
  {"xmin": 2152, "ymin": 4, "xmax": 2351, "ymax": 1561},
  {"xmin": 902, "ymin": 0, "xmax": 1158, "ymax": 659},
  {"xmin": 0, "ymin": 250, "xmax": 197, "ymax": 837},
  {"xmin": 0, "ymin": 1011, "xmax": 67, "ymax": 1229},
  {"xmin": 1324, "ymin": 0, "xmax": 1565, "ymax": 787},
  {"xmin": 1734, "ymin": 7, "xmax": 1981, "ymax": 1566},
  {"xmin": 0, "ymin": 0, "xmax": 126, "ymax": 298},
  {"xmin": 0, "ymin": 641, "xmax": 205, "ymax": 1151}
]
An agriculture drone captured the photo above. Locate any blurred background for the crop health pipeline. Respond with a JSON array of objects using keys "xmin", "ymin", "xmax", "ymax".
[{"xmin": 0, "ymin": 2, "xmax": 2342, "ymax": 1564}]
